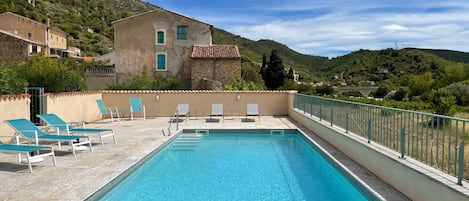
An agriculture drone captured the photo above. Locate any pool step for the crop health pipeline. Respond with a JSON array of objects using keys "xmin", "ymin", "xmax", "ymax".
[{"xmin": 170, "ymin": 133, "xmax": 201, "ymax": 151}]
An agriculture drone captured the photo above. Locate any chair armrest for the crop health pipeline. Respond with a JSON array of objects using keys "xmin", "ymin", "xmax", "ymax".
[
  {"xmin": 67, "ymin": 121, "xmax": 84, "ymax": 128},
  {"xmin": 17, "ymin": 130, "xmax": 40, "ymax": 145}
]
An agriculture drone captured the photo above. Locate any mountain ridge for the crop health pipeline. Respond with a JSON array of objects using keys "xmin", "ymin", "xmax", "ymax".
[{"xmin": 1, "ymin": 0, "xmax": 468, "ymax": 84}]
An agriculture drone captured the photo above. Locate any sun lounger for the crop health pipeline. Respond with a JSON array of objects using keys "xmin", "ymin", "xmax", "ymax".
[
  {"xmin": 37, "ymin": 114, "xmax": 116, "ymax": 147},
  {"xmin": 210, "ymin": 104, "xmax": 224, "ymax": 122},
  {"xmin": 246, "ymin": 103, "xmax": 260, "ymax": 121},
  {"xmin": 4, "ymin": 118, "xmax": 93, "ymax": 158},
  {"xmin": 0, "ymin": 139, "xmax": 56, "ymax": 172}
]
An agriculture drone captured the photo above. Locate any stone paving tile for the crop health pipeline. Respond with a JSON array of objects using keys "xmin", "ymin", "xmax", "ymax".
[{"xmin": 0, "ymin": 116, "xmax": 408, "ymax": 200}]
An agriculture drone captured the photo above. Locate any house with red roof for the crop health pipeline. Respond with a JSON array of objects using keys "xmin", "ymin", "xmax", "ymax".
[{"xmin": 110, "ymin": 8, "xmax": 240, "ymax": 89}]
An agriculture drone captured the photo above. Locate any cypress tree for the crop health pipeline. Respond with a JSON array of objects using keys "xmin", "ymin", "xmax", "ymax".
[
  {"xmin": 259, "ymin": 54, "xmax": 267, "ymax": 80},
  {"xmin": 264, "ymin": 50, "xmax": 285, "ymax": 89}
]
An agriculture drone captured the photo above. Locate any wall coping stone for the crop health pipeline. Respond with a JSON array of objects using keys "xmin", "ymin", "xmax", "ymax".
[
  {"xmin": 0, "ymin": 94, "xmax": 30, "ymax": 101},
  {"xmin": 102, "ymin": 90, "xmax": 297, "ymax": 94}
]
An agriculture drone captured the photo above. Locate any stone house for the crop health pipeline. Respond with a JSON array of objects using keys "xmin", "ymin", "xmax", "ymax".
[
  {"xmin": 191, "ymin": 45, "xmax": 240, "ymax": 89},
  {"xmin": 0, "ymin": 29, "xmax": 46, "ymax": 63},
  {"xmin": 111, "ymin": 8, "xmax": 240, "ymax": 89},
  {"xmin": 0, "ymin": 12, "xmax": 68, "ymax": 62}
]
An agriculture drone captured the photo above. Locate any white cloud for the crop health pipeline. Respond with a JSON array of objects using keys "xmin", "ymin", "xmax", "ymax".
[
  {"xmin": 382, "ymin": 24, "xmax": 408, "ymax": 31},
  {"xmin": 150, "ymin": 0, "xmax": 469, "ymax": 57}
]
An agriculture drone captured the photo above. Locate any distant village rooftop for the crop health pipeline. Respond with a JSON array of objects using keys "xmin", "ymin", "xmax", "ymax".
[{"xmin": 191, "ymin": 45, "xmax": 241, "ymax": 58}]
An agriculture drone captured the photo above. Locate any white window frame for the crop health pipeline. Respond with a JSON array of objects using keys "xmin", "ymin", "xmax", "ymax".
[{"xmin": 156, "ymin": 52, "xmax": 167, "ymax": 71}]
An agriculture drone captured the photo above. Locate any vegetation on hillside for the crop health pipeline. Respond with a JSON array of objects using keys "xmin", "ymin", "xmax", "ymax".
[{"xmin": 0, "ymin": 0, "xmax": 156, "ymax": 56}]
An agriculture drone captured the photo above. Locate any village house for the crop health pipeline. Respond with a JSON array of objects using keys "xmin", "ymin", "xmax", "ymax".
[
  {"xmin": 0, "ymin": 12, "xmax": 68, "ymax": 63},
  {"xmin": 110, "ymin": 8, "xmax": 241, "ymax": 89}
]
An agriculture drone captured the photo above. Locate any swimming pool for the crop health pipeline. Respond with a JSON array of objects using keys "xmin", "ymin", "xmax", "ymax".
[{"xmin": 91, "ymin": 129, "xmax": 380, "ymax": 201}]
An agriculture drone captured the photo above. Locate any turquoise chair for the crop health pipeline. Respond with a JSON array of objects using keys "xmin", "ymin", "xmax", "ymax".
[
  {"xmin": 0, "ymin": 140, "xmax": 56, "ymax": 172},
  {"xmin": 96, "ymin": 99, "xmax": 122, "ymax": 122},
  {"xmin": 129, "ymin": 97, "xmax": 146, "ymax": 120},
  {"xmin": 37, "ymin": 114, "xmax": 116, "ymax": 147},
  {"xmin": 4, "ymin": 118, "xmax": 93, "ymax": 158}
]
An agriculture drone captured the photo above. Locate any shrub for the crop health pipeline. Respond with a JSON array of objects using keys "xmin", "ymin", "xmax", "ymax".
[
  {"xmin": 0, "ymin": 62, "xmax": 27, "ymax": 94},
  {"xmin": 446, "ymin": 82, "xmax": 469, "ymax": 106},
  {"xmin": 429, "ymin": 88, "xmax": 456, "ymax": 116},
  {"xmin": 17, "ymin": 55, "xmax": 86, "ymax": 93},
  {"xmin": 224, "ymin": 78, "xmax": 263, "ymax": 91}
]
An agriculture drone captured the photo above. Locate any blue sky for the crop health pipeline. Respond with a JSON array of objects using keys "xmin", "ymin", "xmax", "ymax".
[{"xmin": 147, "ymin": 0, "xmax": 469, "ymax": 57}]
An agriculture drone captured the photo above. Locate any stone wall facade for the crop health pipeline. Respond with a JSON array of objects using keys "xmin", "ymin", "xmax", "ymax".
[
  {"xmin": 191, "ymin": 58, "xmax": 241, "ymax": 89},
  {"xmin": 112, "ymin": 9, "xmax": 212, "ymax": 89},
  {"xmin": 0, "ymin": 12, "xmax": 67, "ymax": 56},
  {"xmin": 0, "ymin": 32, "xmax": 42, "ymax": 63}
]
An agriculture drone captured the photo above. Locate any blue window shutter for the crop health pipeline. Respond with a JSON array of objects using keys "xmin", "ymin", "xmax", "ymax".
[
  {"xmin": 176, "ymin": 26, "xmax": 187, "ymax": 40},
  {"xmin": 157, "ymin": 31, "xmax": 164, "ymax": 44},
  {"xmin": 157, "ymin": 54, "xmax": 166, "ymax": 70}
]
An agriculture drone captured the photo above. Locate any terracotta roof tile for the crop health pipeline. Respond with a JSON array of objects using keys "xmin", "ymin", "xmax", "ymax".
[{"xmin": 191, "ymin": 45, "xmax": 240, "ymax": 58}]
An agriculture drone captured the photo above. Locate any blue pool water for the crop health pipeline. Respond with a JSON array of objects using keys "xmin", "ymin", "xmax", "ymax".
[{"xmin": 98, "ymin": 131, "xmax": 371, "ymax": 201}]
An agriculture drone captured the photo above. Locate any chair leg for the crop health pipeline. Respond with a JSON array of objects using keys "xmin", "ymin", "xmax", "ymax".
[
  {"xmin": 71, "ymin": 140, "xmax": 77, "ymax": 158},
  {"xmin": 88, "ymin": 138, "xmax": 93, "ymax": 152},
  {"xmin": 100, "ymin": 133, "xmax": 104, "ymax": 147},
  {"xmin": 112, "ymin": 134, "xmax": 117, "ymax": 144},
  {"xmin": 51, "ymin": 148, "xmax": 57, "ymax": 167},
  {"xmin": 26, "ymin": 153, "xmax": 33, "ymax": 173}
]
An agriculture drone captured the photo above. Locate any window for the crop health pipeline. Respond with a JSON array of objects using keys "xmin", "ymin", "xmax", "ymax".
[
  {"xmin": 176, "ymin": 26, "xmax": 187, "ymax": 40},
  {"xmin": 156, "ymin": 53, "xmax": 166, "ymax": 71},
  {"xmin": 27, "ymin": 32, "xmax": 32, "ymax": 38},
  {"xmin": 156, "ymin": 31, "xmax": 165, "ymax": 44}
]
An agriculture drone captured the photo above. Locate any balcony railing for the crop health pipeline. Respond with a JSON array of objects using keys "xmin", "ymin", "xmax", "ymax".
[
  {"xmin": 86, "ymin": 67, "xmax": 115, "ymax": 76},
  {"xmin": 294, "ymin": 93, "xmax": 468, "ymax": 185}
]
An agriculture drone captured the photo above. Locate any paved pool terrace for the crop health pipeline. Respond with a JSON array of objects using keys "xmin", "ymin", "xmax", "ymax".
[{"xmin": 1, "ymin": 116, "xmax": 411, "ymax": 200}]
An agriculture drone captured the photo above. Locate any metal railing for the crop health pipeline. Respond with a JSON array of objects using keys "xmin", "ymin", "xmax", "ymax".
[
  {"xmin": 294, "ymin": 93, "xmax": 468, "ymax": 185},
  {"xmin": 86, "ymin": 67, "xmax": 115, "ymax": 76}
]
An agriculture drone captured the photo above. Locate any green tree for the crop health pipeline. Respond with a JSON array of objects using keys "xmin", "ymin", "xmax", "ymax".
[
  {"xmin": 263, "ymin": 50, "xmax": 286, "ymax": 89},
  {"xmin": 287, "ymin": 67, "xmax": 294, "ymax": 80},
  {"xmin": 436, "ymin": 63, "xmax": 466, "ymax": 87},
  {"xmin": 241, "ymin": 58, "xmax": 264, "ymax": 87},
  {"xmin": 408, "ymin": 72, "xmax": 433, "ymax": 97},
  {"xmin": 152, "ymin": 74, "xmax": 180, "ymax": 90},
  {"xmin": 316, "ymin": 85, "xmax": 335, "ymax": 96},
  {"xmin": 224, "ymin": 78, "xmax": 263, "ymax": 90},
  {"xmin": 17, "ymin": 55, "xmax": 86, "ymax": 92},
  {"xmin": 446, "ymin": 82, "xmax": 469, "ymax": 106},
  {"xmin": 0, "ymin": 62, "xmax": 27, "ymax": 94},
  {"xmin": 259, "ymin": 53, "xmax": 266, "ymax": 78},
  {"xmin": 392, "ymin": 87, "xmax": 408, "ymax": 101},
  {"xmin": 429, "ymin": 88, "xmax": 456, "ymax": 116},
  {"xmin": 106, "ymin": 68, "xmax": 180, "ymax": 90}
]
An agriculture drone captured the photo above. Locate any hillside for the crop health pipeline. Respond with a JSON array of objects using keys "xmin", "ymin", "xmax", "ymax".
[
  {"xmin": 212, "ymin": 28, "xmax": 328, "ymax": 81},
  {"xmin": 410, "ymin": 48, "xmax": 469, "ymax": 63},
  {"xmin": 1, "ymin": 0, "xmax": 468, "ymax": 85},
  {"xmin": 0, "ymin": 0, "xmax": 157, "ymax": 56}
]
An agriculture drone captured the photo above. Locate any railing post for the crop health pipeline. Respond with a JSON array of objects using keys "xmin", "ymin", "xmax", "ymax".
[
  {"xmin": 400, "ymin": 128, "xmax": 406, "ymax": 159},
  {"xmin": 457, "ymin": 143, "xmax": 464, "ymax": 185},
  {"xmin": 345, "ymin": 113, "xmax": 349, "ymax": 133},
  {"xmin": 330, "ymin": 109, "xmax": 334, "ymax": 127},
  {"xmin": 319, "ymin": 106, "xmax": 322, "ymax": 121},
  {"xmin": 457, "ymin": 121, "xmax": 465, "ymax": 185},
  {"xmin": 367, "ymin": 119, "xmax": 371, "ymax": 143}
]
